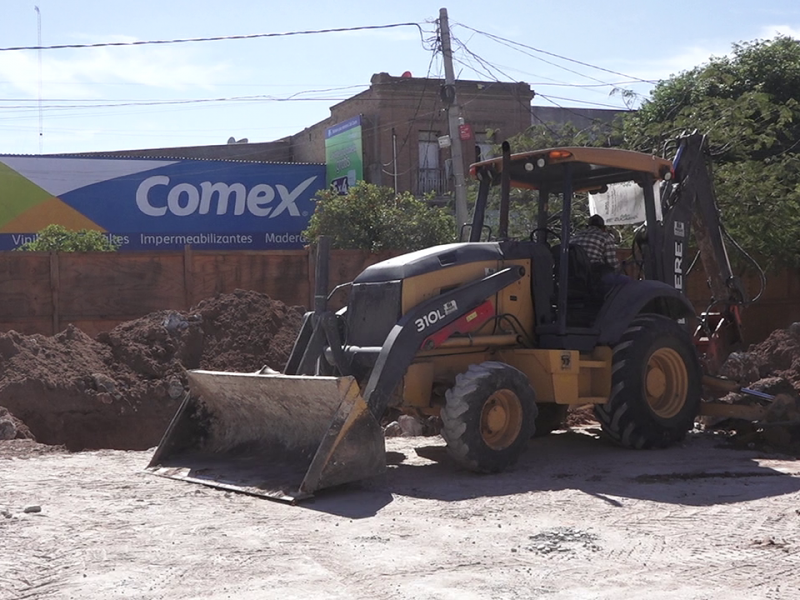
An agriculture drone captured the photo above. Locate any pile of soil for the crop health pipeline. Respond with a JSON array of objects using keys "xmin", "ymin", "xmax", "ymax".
[
  {"xmin": 711, "ymin": 322, "xmax": 800, "ymax": 454},
  {"xmin": 0, "ymin": 289, "xmax": 304, "ymax": 451},
  {"xmin": 718, "ymin": 322, "xmax": 800, "ymax": 393}
]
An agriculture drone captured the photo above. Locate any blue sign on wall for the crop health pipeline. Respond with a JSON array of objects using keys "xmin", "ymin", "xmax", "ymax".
[{"xmin": 0, "ymin": 156, "xmax": 325, "ymax": 251}]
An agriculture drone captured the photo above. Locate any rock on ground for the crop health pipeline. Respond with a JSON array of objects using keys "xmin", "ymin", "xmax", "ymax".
[{"xmin": 0, "ymin": 406, "xmax": 34, "ymax": 441}]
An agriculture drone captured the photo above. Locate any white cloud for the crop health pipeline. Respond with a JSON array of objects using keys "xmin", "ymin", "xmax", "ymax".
[{"xmin": 0, "ymin": 40, "xmax": 234, "ymax": 100}]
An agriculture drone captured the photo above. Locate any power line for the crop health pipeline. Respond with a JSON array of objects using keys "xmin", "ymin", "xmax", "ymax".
[
  {"xmin": 529, "ymin": 80, "xmax": 649, "ymax": 88},
  {"xmin": 0, "ymin": 86, "xmax": 369, "ymax": 106},
  {"xmin": 536, "ymin": 92, "xmax": 635, "ymax": 110},
  {"xmin": 0, "ymin": 17, "xmax": 675, "ymax": 153},
  {"xmin": 0, "ymin": 22, "xmax": 427, "ymax": 52},
  {"xmin": 380, "ymin": 41, "xmax": 440, "ymax": 173},
  {"xmin": 449, "ymin": 31, "xmax": 637, "ymax": 114},
  {"xmin": 1, "ymin": 20, "xmax": 653, "ymax": 116},
  {"xmin": 0, "ymin": 96, "xmax": 360, "ymax": 119},
  {"xmin": 455, "ymin": 23, "xmax": 657, "ymax": 85},
  {"xmin": 451, "ymin": 28, "xmax": 650, "ymax": 113}
]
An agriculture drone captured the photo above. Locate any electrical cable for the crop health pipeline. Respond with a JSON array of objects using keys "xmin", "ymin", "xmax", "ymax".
[
  {"xmin": 535, "ymin": 92, "xmax": 633, "ymax": 111},
  {"xmin": 448, "ymin": 32, "xmax": 563, "ymax": 139},
  {"xmin": 0, "ymin": 22, "xmax": 427, "ymax": 52},
  {"xmin": 449, "ymin": 30, "xmax": 635, "ymax": 123},
  {"xmin": 455, "ymin": 23, "xmax": 657, "ymax": 85},
  {"xmin": 380, "ymin": 34, "xmax": 439, "ymax": 174}
]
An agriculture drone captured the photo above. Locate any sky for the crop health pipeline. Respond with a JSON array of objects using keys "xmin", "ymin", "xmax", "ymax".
[{"xmin": 1, "ymin": 0, "xmax": 799, "ymax": 156}]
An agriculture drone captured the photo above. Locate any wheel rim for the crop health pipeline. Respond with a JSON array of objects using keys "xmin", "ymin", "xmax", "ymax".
[
  {"xmin": 645, "ymin": 347, "xmax": 688, "ymax": 419},
  {"xmin": 480, "ymin": 389, "xmax": 523, "ymax": 450}
]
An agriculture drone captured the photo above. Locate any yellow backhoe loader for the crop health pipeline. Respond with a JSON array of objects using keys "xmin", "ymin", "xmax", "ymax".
[{"xmin": 147, "ymin": 132, "xmax": 761, "ymax": 502}]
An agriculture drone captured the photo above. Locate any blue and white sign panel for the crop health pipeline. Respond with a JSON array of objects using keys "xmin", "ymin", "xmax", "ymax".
[{"xmin": 0, "ymin": 155, "xmax": 325, "ymax": 251}]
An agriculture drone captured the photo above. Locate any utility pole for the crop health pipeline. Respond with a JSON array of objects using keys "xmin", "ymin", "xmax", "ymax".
[{"xmin": 438, "ymin": 8, "xmax": 469, "ymax": 238}]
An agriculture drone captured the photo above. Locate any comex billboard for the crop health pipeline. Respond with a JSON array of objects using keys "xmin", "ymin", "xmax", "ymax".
[{"xmin": 0, "ymin": 156, "xmax": 325, "ymax": 251}]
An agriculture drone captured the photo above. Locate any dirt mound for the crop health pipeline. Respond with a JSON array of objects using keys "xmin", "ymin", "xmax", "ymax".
[
  {"xmin": 0, "ymin": 290, "xmax": 304, "ymax": 451},
  {"xmin": 719, "ymin": 323, "xmax": 800, "ymax": 391},
  {"xmin": 711, "ymin": 323, "xmax": 800, "ymax": 454}
]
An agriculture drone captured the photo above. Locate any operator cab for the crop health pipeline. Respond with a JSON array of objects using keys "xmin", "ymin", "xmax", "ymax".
[{"xmin": 468, "ymin": 144, "xmax": 675, "ymax": 350}]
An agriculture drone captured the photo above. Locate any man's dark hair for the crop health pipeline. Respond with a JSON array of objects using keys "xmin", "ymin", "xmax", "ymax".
[{"xmin": 588, "ymin": 214, "xmax": 605, "ymax": 228}]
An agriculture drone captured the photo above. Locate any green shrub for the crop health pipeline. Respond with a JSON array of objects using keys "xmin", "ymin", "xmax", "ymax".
[
  {"xmin": 15, "ymin": 224, "xmax": 121, "ymax": 252},
  {"xmin": 304, "ymin": 182, "xmax": 455, "ymax": 252}
]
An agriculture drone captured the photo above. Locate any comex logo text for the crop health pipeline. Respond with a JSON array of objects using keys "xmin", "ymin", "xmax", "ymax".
[{"xmin": 135, "ymin": 175, "xmax": 317, "ymax": 218}]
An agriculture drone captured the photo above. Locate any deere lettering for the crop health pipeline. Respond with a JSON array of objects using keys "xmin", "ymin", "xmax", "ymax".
[
  {"xmin": 674, "ymin": 239, "xmax": 684, "ymax": 291},
  {"xmin": 673, "ymin": 220, "xmax": 686, "ymax": 292},
  {"xmin": 136, "ymin": 175, "xmax": 317, "ymax": 218}
]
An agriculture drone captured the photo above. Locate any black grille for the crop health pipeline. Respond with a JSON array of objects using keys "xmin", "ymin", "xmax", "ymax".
[{"xmin": 345, "ymin": 280, "xmax": 402, "ymax": 347}]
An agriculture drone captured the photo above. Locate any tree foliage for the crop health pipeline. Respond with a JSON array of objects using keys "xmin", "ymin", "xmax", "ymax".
[
  {"xmin": 620, "ymin": 36, "xmax": 800, "ymax": 267},
  {"xmin": 15, "ymin": 224, "xmax": 121, "ymax": 252},
  {"xmin": 496, "ymin": 37, "xmax": 800, "ymax": 268},
  {"xmin": 304, "ymin": 181, "xmax": 455, "ymax": 252}
]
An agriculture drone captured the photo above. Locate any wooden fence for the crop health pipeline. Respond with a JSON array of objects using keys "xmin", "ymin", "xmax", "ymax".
[{"xmin": 1, "ymin": 247, "xmax": 798, "ymax": 344}]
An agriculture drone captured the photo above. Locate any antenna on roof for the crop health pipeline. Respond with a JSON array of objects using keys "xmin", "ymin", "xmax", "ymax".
[{"xmin": 35, "ymin": 6, "xmax": 43, "ymax": 154}]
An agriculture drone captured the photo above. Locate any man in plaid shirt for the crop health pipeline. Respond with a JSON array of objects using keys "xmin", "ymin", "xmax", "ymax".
[{"xmin": 571, "ymin": 214, "xmax": 629, "ymax": 288}]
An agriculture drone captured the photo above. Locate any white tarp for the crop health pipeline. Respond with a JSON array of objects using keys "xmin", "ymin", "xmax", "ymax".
[{"xmin": 589, "ymin": 181, "xmax": 662, "ymax": 225}]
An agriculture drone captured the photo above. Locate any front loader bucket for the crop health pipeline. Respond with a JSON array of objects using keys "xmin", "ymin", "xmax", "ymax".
[{"xmin": 146, "ymin": 370, "xmax": 386, "ymax": 502}]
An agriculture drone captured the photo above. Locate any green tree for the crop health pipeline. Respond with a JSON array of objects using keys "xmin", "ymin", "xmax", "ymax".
[
  {"xmin": 508, "ymin": 119, "xmax": 622, "ymax": 153},
  {"xmin": 16, "ymin": 224, "xmax": 121, "ymax": 252},
  {"xmin": 304, "ymin": 181, "xmax": 455, "ymax": 252},
  {"xmin": 620, "ymin": 36, "xmax": 800, "ymax": 267}
]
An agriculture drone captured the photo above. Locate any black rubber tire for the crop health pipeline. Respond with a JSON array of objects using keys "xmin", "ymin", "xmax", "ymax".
[
  {"xmin": 533, "ymin": 404, "xmax": 569, "ymax": 437},
  {"xmin": 594, "ymin": 314, "xmax": 701, "ymax": 449},
  {"xmin": 441, "ymin": 361, "xmax": 538, "ymax": 473}
]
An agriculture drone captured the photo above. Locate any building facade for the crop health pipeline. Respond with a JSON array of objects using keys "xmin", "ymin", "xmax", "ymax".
[
  {"xmin": 290, "ymin": 72, "xmax": 534, "ymax": 197},
  {"xmin": 67, "ymin": 73, "xmax": 630, "ymax": 200}
]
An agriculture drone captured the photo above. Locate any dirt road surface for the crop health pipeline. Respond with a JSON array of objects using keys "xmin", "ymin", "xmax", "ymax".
[{"xmin": 2, "ymin": 429, "xmax": 800, "ymax": 600}]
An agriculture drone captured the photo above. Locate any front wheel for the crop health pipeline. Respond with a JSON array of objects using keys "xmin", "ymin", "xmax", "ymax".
[
  {"xmin": 441, "ymin": 362, "xmax": 538, "ymax": 473},
  {"xmin": 594, "ymin": 315, "xmax": 701, "ymax": 448}
]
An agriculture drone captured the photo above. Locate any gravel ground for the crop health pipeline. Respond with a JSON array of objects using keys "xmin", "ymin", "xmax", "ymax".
[{"xmin": 2, "ymin": 429, "xmax": 800, "ymax": 600}]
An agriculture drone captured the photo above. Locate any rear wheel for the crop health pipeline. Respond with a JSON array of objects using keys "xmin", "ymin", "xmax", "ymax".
[
  {"xmin": 441, "ymin": 362, "xmax": 537, "ymax": 473},
  {"xmin": 594, "ymin": 315, "xmax": 701, "ymax": 448}
]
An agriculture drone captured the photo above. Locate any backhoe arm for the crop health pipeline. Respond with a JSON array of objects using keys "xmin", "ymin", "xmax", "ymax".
[{"xmin": 663, "ymin": 133, "xmax": 748, "ymax": 371}]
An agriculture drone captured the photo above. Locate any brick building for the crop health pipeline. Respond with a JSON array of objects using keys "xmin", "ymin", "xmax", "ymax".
[{"xmin": 290, "ymin": 72, "xmax": 534, "ymax": 197}]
